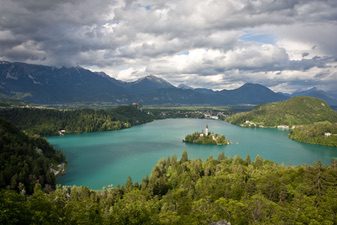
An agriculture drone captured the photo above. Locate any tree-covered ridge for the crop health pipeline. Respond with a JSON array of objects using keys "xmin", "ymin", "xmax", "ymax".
[
  {"xmin": 226, "ymin": 96, "xmax": 337, "ymax": 127},
  {"xmin": 184, "ymin": 132, "xmax": 229, "ymax": 145},
  {"xmin": 289, "ymin": 121, "xmax": 337, "ymax": 147},
  {"xmin": 0, "ymin": 105, "xmax": 154, "ymax": 135},
  {"xmin": 0, "ymin": 119, "xmax": 65, "ymax": 194},
  {"xmin": 1, "ymin": 152, "xmax": 337, "ymax": 225}
]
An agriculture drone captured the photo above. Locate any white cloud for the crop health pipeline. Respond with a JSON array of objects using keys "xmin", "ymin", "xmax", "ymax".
[{"xmin": 0, "ymin": 0, "xmax": 337, "ymax": 91}]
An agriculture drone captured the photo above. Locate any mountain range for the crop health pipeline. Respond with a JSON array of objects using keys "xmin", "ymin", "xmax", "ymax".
[
  {"xmin": 0, "ymin": 61, "xmax": 336, "ymax": 106},
  {"xmin": 291, "ymin": 87, "xmax": 337, "ymax": 106}
]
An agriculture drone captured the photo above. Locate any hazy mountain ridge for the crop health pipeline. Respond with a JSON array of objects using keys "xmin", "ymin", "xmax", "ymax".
[
  {"xmin": 291, "ymin": 87, "xmax": 337, "ymax": 106},
  {"xmin": 0, "ymin": 61, "xmax": 307, "ymax": 105},
  {"xmin": 177, "ymin": 84, "xmax": 193, "ymax": 89},
  {"xmin": 0, "ymin": 61, "xmax": 130, "ymax": 103},
  {"xmin": 219, "ymin": 83, "xmax": 286, "ymax": 105}
]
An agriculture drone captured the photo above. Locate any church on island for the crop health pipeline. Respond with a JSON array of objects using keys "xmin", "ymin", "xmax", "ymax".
[
  {"xmin": 199, "ymin": 125, "xmax": 209, "ymax": 137},
  {"xmin": 183, "ymin": 125, "xmax": 230, "ymax": 145}
]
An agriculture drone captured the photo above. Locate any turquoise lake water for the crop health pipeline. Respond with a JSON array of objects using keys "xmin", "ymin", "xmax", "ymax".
[{"xmin": 47, "ymin": 118, "xmax": 337, "ymax": 189}]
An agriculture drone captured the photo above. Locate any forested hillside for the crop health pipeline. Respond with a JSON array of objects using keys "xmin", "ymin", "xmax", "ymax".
[
  {"xmin": 1, "ymin": 152, "xmax": 336, "ymax": 224},
  {"xmin": 226, "ymin": 96, "xmax": 337, "ymax": 127},
  {"xmin": 289, "ymin": 121, "xmax": 337, "ymax": 147},
  {"xmin": 0, "ymin": 105, "xmax": 154, "ymax": 135},
  {"xmin": 0, "ymin": 119, "xmax": 65, "ymax": 194}
]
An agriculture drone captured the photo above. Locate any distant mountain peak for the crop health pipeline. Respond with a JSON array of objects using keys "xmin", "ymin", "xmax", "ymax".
[
  {"xmin": 144, "ymin": 74, "xmax": 159, "ymax": 79},
  {"xmin": 242, "ymin": 82, "xmax": 256, "ymax": 86},
  {"xmin": 292, "ymin": 87, "xmax": 337, "ymax": 106},
  {"xmin": 178, "ymin": 84, "xmax": 193, "ymax": 89},
  {"xmin": 133, "ymin": 75, "xmax": 174, "ymax": 88},
  {"xmin": 94, "ymin": 71, "xmax": 110, "ymax": 78},
  {"xmin": 294, "ymin": 87, "xmax": 328, "ymax": 95},
  {"xmin": 239, "ymin": 83, "xmax": 269, "ymax": 90},
  {"xmin": 0, "ymin": 60, "xmax": 10, "ymax": 64},
  {"xmin": 296, "ymin": 87, "xmax": 326, "ymax": 94},
  {"xmin": 309, "ymin": 87, "xmax": 319, "ymax": 91},
  {"xmin": 141, "ymin": 75, "xmax": 167, "ymax": 82}
]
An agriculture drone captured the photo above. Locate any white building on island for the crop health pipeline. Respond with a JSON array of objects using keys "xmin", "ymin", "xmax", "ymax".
[
  {"xmin": 205, "ymin": 125, "xmax": 209, "ymax": 136},
  {"xmin": 199, "ymin": 125, "xmax": 209, "ymax": 137}
]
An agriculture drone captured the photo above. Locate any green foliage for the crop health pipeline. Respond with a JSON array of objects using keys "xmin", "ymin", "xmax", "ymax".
[
  {"xmin": 226, "ymin": 96, "xmax": 337, "ymax": 147},
  {"xmin": 180, "ymin": 150, "xmax": 188, "ymax": 163},
  {"xmin": 289, "ymin": 121, "xmax": 337, "ymax": 147},
  {"xmin": 184, "ymin": 132, "xmax": 229, "ymax": 145},
  {"xmin": 0, "ymin": 119, "xmax": 65, "ymax": 193},
  {"xmin": 226, "ymin": 96, "xmax": 337, "ymax": 127},
  {"xmin": 0, "ymin": 190, "xmax": 32, "ymax": 225},
  {"xmin": 2, "ymin": 153, "xmax": 337, "ymax": 224},
  {"xmin": 0, "ymin": 105, "xmax": 153, "ymax": 135}
]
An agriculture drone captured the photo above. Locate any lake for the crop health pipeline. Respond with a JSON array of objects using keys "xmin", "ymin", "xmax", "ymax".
[{"xmin": 47, "ymin": 118, "xmax": 337, "ymax": 189}]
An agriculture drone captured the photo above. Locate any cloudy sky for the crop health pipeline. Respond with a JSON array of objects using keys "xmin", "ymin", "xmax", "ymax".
[{"xmin": 0, "ymin": 0, "xmax": 337, "ymax": 93}]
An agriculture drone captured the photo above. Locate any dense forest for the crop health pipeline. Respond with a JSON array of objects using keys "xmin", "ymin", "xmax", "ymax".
[
  {"xmin": 1, "ymin": 100, "xmax": 337, "ymax": 224},
  {"xmin": 0, "ymin": 105, "xmax": 154, "ymax": 135},
  {"xmin": 1, "ymin": 152, "xmax": 337, "ymax": 224},
  {"xmin": 289, "ymin": 121, "xmax": 337, "ymax": 147},
  {"xmin": 0, "ymin": 119, "xmax": 65, "ymax": 194},
  {"xmin": 226, "ymin": 96, "xmax": 337, "ymax": 127}
]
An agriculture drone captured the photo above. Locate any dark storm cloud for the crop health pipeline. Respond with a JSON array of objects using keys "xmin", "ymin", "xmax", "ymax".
[
  {"xmin": 0, "ymin": 0, "xmax": 337, "ymax": 92},
  {"xmin": 0, "ymin": 0, "xmax": 118, "ymax": 65}
]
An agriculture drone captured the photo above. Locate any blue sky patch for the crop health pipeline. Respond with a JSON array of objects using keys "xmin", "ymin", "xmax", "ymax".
[
  {"xmin": 177, "ymin": 50, "xmax": 189, "ymax": 55},
  {"xmin": 240, "ymin": 33, "xmax": 276, "ymax": 44}
]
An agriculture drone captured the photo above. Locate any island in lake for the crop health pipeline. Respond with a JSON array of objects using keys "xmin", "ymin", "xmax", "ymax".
[{"xmin": 183, "ymin": 125, "xmax": 230, "ymax": 145}]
